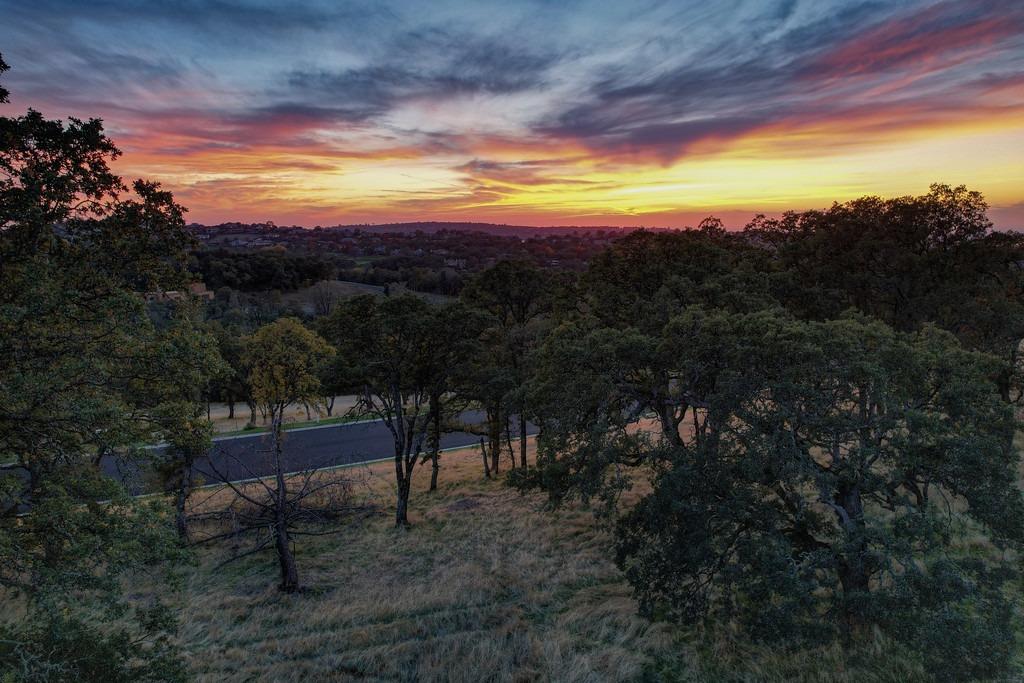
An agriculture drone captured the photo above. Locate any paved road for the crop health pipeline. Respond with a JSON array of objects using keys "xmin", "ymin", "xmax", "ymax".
[{"xmin": 101, "ymin": 411, "xmax": 537, "ymax": 494}]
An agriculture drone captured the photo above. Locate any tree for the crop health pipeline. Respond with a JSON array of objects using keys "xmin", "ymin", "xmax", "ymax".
[
  {"xmin": 321, "ymin": 295, "xmax": 443, "ymax": 526},
  {"xmin": 0, "ymin": 53, "xmax": 8, "ymax": 103},
  {"xmin": 526, "ymin": 228, "xmax": 777, "ymax": 468},
  {"xmin": 748, "ymin": 184, "xmax": 1024, "ymax": 406},
  {"xmin": 206, "ymin": 320, "xmax": 252, "ymax": 423},
  {"xmin": 238, "ymin": 317, "xmax": 333, "ymax": 591},
  {"xmin": 158, "ymin": 409, "xmax": 213, "ymax": 541},
  {"xmin": 582, "ymin": 226, "xmax": 774, "ymax": 334},
  {"xmin": 0, "ymin": 59, "xmax": 218, "ymax": 680},
  {"xmin": 461, "ymin": 261, "xmax": 554, "ymax": 469},
  {"xmin": 529, "ymin": 307, "xmax": 1024, "ymax": 679},
  {"xmin": 419, "ymin": 302, "xmax": 480, "ymax": 491},
  {"xmin": 152, "ymin": 308, "xmax": 224, "ymax": 541},
  {"xmin": 311, "ymin": 280, "xmax": 337, "ymax": 317}
]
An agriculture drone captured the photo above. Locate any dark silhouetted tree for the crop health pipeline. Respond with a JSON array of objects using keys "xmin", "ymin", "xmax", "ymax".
[{"xmin": 0, "ymin": 59, "xmax": 219, "ymax": 681}]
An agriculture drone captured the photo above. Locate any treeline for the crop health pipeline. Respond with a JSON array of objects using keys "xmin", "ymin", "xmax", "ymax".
[
  {"xmin": 189, "ymin": 248, "xmax": 338, "ymax": 291},
  {"xmin": 523, "ymin": 195, "xmax": 1024, "ymax": 681}
]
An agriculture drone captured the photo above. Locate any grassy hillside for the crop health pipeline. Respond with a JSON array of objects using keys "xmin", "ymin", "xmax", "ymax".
[
  {"xmin": 168, "ymin": 447, "xmax": 666, "ymax": 681},
  {"xmin": 142, "ymin": 440, "xmax": 965, "ymax": 682}
]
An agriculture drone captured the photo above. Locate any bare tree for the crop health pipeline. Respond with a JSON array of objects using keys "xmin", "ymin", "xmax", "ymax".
[
  {"xmin": 311, "ymin": 281, "xmax": 337, "ymax": 317},
  {"xmin": 192, "ymin": 448, "xmax": 373, "ymax": 591}
]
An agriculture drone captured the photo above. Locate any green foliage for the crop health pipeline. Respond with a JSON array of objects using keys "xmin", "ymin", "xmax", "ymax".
[
  {"xmin": 0, "ymin": 609, "xmax": 186, "ymax": 683},
  {"xmin": 530, "ymin": 302, "xmax": 1024, "ymax": 679},
  {"xmin": 0, "ymin": 64, "xmax": 219, "ymax": 680},
  {"xmin": 749, "ymin": 184, "xmax": 1024, "ymax": 402},
  {"xmin": 204, "ymin": 320, "xmax": 250, "ymax": 405},
  {"xmin": 244, "ymin": 317, "xmax": 333, "ymax": 415},
  {"xmin": 870, "ymin": 557, "xmax": 1017, "ymax": 683},
  {"xmin": 0, "ymin": 487, "xmax": 188, "ymax": 682},
  {"xmin": 583, "ymin": 226, "xmax": 775, "ymax": 333},
  {"xmin": 321, "ymin": 294, "xmax": 441, "ymax": 398},
  {"xmin": 191, "ymin": 248, "xmax": 335, "ymax": 292}
]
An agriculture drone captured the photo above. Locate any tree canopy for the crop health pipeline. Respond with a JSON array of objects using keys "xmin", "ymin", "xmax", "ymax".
[
  {"xmin": 523, "ymin": 188, "xmax": 1024, "ymax": 680},
  {"xmin": 0, "ymin": 60, "xmax": 220, "ymax": 681}
]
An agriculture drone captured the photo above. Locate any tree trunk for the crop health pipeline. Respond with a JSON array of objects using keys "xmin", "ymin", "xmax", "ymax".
[
  {"xmin": 246, "ymin": 400, "xmax": 258, "ymax": 428},
  {"xmin": 275, "ymin": 511, "xmax": 299, "ymax": 593},
  {"xmin": 488, "ymin": 407, "xmax": 502, "ymax": 475},
  {"xmin": 430, "ymin": 451, "xmax": 440, "ymax": 491},
  {"xmin": 505, "ymin": 417, "xmax": 516, "ymax": 469},
  {"xmin": 996, "ymin": 350, "xmax": 1015, "ymax": 404},
  {"xmin": 519, "ymin": 412, "xmax": 528, "ymax": 469},
  {"xmin": 173, "ymin": 460, "xmax": 193, "ymax": 541},
  {"xmin": 480, "ymin": 437, "xmax": 491, "ymax": 479},
  {"xmin": 429, "ymin": 397, "xmax": 441, "ymax": 492},
  {"xmin": 395, "ymin": 468, "xmax": 411, "ymax": 527},
  {"xmin": 835, "ymin": 484, "xmax": 868, "ymax": 635},
  {"xmin": 227, "ymin": 399, "xmax": 235, "ymax": 420},
  {"xmin": 326, "ymin": 395, "xmax": 336, "ymax": 417},
  {"xmin": 272, "ymin": 413, "xmax": 299, "ymax": 592},
  {"xmin": 658, "ymin": 402, "xmax": 683, "ymax": 447}
]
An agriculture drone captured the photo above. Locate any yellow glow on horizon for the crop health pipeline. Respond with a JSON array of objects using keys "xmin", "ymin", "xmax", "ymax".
[{"xmin": 114, "ymin": 111, "xmax": 1024, "ymax": 227}]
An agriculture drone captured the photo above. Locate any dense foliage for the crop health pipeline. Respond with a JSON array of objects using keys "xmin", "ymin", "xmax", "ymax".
[
  {"xmin": 0, "ymin": 57, "xmax": 220, "ymax": 681},
  {"xmin": 319, "ymin": 295, "xmax": 469, "ymax": 525},
  {"xmin": 523, "ymin": 191, "xmax": 1024, "ymax": 680},
  {"xmin": 190, "ymin": 248, "xmax": 335, "ymax": 291}
]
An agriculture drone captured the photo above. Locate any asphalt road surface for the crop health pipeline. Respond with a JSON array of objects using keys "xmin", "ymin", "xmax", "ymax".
[{"xmin": 101, "ymin": 411, "xmax": 537, "ymax": 494}]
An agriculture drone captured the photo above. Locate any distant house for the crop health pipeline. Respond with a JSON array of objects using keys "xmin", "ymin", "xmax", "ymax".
[
  {"xmin": 144, "ymin": 281, "xmax": 215, "ymax": 303},
  {"xmin": 188, "ymin": 282, "xmax": 215, "ymax": 300}
]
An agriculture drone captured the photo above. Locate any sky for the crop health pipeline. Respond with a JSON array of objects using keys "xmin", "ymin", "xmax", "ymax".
[{"xmin": 2, "ymin": 0, "xmax": 1023, "ymax": 228}]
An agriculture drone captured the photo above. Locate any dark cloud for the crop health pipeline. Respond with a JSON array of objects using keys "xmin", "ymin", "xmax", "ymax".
[
  {"xmin": 531, "ymin": 3, "xmax": 887, "ymax": 156},
  {"xmin": 534, "ymin": 0, "xmax": 1024, "ymax": 160},
  {"xmin": 3, "ymin": 0, "xmax": 1021, "ymax": 170},
  {"xmin": 800, "ymin": 0, "xmax": 1024, "ymax": 80},
  {"xmin": 282, "ymin": 27, "xmax": 560, "ymax": 119},
  {"xmin": 3, "ymin": 0, "xmax": 391, "ymax": 38}
]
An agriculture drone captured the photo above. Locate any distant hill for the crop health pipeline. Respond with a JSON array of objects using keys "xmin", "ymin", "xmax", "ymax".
[
  {"xmin": 332, "ymin": 221, "xmax": 658, "ymax": 238},
  {"xmin": 190, "ymin": 220, "xmax": 669, "ymax": 239}
]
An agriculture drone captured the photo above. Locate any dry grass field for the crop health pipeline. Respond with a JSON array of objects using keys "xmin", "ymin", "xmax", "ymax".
[
  {"xmin": 149, "ymin": 438, "xmax": 950, "ymax": 683},
  {"xmin": 170, "ymin": 444, "xmax": 673, "ymax": 682}
]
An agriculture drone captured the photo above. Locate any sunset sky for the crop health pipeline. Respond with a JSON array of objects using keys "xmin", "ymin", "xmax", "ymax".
[{"xmin": 2, "ymin": 0, "xmax": 1023, "ymax": 228}]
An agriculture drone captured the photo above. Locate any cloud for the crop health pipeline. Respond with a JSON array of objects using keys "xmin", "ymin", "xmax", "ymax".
[
  {"xmin": 534, "ymin": 0, "xmax": 1024, "ymax": 161},
  {"xmin": 456, "ymin": 158, "xmax": 602, "ymax": 187},
  {"xmin": 280, "ymin": 27, "xmax": 561, "ymax": 122},
  {"xmin": 802, "ymin": 0, "xmax": 1024, "ymax": 80},
  {"xmin": 2, "ymin": 0, "xmax": 1022, "ymax": 226}
]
